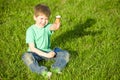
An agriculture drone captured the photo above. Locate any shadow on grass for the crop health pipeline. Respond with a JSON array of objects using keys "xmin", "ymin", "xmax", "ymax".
[{"xmin": 52, "ymin": 18, "xmax": 102, "ymax": 57}]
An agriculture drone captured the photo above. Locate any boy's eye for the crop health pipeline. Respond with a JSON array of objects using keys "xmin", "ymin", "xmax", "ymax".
[
  {"xmin": 46, "ymin": 18, "xmax": 48, "ymax": 20},
  {"xmin": 40, "ymin": 18, "xmax": 48, "ymax": 20},
  {"xmin": 40, "ymin": 18, "xmax": 43, "ymax": 20}
]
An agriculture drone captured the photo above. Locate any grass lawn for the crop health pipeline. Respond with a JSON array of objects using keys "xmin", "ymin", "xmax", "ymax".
[{"xmin": 0, "ymin": 0, "xmax": 120, "ymax": 80}]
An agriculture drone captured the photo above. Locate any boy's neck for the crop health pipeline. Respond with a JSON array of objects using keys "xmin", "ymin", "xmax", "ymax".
[{"xmin": 35, "ymin": 23, "xmax": 44, "ymax": 28}]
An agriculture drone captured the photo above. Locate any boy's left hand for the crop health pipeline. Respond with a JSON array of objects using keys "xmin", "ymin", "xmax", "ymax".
[
  {"xmin": 55, "ymin": 22, "xmax": 60, "ymax": 30},
  {"xmin": 50, "ymin": 23, "xmax": 60, "ymax": 31}
]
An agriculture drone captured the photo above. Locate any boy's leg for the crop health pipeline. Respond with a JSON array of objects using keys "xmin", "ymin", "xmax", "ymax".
[
  {"xmin": 22, "ymin": 52, "xmax": 48, "ymax": 74},
  {"xmin": 51, "ymin": 48, "xmax": 70, "ymax": 73}
]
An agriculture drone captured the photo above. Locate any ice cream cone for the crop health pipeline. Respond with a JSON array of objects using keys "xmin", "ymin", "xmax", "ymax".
[{"xmin": 55, "ymin": 15, "xmax": 61, "ymax": 23}]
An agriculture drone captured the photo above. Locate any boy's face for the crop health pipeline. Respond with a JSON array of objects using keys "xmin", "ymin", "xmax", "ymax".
[{"xmin": 34, "ymin": 14, "xmax": 49, "ymax": 27}]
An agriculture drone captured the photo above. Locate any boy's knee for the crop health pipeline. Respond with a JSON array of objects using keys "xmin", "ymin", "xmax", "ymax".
[
  {"xmin": 22, "ymin": 53, "xmax": 29, "ymax": 60},
  {"xmin": 56, "ymin": 50, "xmax": 70, "ymax": 63},
  {"xmin": 63, "ymin": 51, "xmax": 70, "ymax": 63},
  {"xmin": 22, "ymin": 52, "xmax": 34, "ymax": 66}
]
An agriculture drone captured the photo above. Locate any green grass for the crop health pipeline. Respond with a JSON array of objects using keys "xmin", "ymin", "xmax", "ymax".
[{"xmin": 0, "ymin": 0, "xmax": 120, "ymax": 80}]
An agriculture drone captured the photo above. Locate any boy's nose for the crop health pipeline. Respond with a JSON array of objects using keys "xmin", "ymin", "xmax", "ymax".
[{"xmin": 42, "ymin": 19, "xmax": 46, "ymax": 23}]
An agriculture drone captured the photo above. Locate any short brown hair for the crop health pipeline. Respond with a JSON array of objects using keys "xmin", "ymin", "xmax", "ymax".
[{"xmin": 34, "ymin": 4, "xmax": 51, "ymax": 17}]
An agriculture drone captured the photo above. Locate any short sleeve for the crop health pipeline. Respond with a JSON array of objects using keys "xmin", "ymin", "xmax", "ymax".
[
  {"xmin": 26, "ymin": 28, "xmax": 35, "ymax": 43},
  {"xmin": 46, "ymin": 23, "xmax": 54, "ymax": 35}
]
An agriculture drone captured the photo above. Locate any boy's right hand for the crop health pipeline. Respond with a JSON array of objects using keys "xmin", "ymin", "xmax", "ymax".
[{"xmin": 47, "ymin": 51, "xmax": 55, "ymax": 58}]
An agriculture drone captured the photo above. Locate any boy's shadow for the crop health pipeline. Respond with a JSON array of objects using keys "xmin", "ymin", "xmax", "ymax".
[{"xmin": 52, "ymin": 18, "xmax": 102, "ymax": 57}]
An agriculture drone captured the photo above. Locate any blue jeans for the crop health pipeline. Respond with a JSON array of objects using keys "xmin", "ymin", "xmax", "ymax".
[{"xmin": 22, "ymin": 48, "xmax": 69, "ymax": 74}]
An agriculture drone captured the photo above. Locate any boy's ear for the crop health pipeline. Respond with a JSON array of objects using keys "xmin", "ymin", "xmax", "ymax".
[{"xmin": 33, "ymin": 15, "xmax": 36, "ymax": 21}]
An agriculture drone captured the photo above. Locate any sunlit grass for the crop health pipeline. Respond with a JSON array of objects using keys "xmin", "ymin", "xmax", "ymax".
[{"xmin": 0, "ymin": 0, "xmax": 120, "ymax": 80}]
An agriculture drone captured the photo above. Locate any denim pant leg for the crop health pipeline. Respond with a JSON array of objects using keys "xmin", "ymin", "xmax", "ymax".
[
  {"xmin": 51, "ymin": 48, "xmax": 70, "ymax": 71},
  {"xmin": 22, "ymin": 52, "xmax": 47, "ymax": 74}
]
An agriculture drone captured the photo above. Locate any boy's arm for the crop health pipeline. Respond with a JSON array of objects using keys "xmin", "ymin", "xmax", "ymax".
[
  {"xmin": 49, "ymin": 23, "xmax": 60, "ymax": 31},
  {"xmin": 28, "ymin": 43, "xmax": 55, "ymax": 58},
  {"xmin": 50, "ymin": 15, "xmax": 61, "ymax": 31}
]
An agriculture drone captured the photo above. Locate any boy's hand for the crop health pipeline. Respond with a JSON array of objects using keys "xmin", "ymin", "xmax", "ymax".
[
  {"xmin": 50, "ymin": 23, "xmax": 60, "ymax": 30},
  {"xmin": 47, "ymin": 51, "xmax": 56, "ymax": 58},
  {"xmin": 55, "ymin": 22, "xmax": 60, "ymax": 30}
]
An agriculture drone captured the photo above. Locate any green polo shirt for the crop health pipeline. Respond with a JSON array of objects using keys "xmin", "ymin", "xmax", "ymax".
[{"xmin": 26, "ymin": 23, "xmax": 53, "ymax": 52}]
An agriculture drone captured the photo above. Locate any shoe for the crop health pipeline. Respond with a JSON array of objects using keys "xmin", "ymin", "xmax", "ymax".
[
  {"xmin": 41, "ymin": 71, "xmax": 52, "ymax": 79},
  {"xmin": 50, "ymin": 68, "xmax": 62, "ymax": 74}
]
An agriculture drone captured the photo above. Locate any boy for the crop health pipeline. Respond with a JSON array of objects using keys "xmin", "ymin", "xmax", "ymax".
[{"xmin": 22, "ymin": 4, "xmax": 69, "ymax": 78}]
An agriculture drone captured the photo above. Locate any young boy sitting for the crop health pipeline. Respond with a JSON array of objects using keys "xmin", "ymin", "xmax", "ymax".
[{"xmin": 22, "ymin": 4, "xmax": 69, "ymax": 78}]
